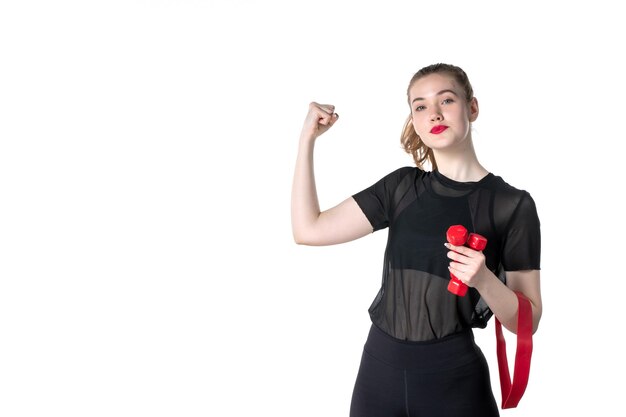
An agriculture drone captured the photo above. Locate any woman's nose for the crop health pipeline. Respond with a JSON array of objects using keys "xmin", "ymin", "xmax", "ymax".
[{"xmin": 430, "ymin": 111, "xmax": 443, "ymax": 122}]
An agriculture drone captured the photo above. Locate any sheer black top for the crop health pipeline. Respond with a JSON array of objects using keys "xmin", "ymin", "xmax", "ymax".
[{"xmin": 352, "ymin": 167, "xmax": 541, "ymax": 342}]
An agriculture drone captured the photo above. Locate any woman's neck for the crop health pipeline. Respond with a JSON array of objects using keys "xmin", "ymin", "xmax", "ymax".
[{"xmin": 432, "ymin": 140, "xmax": 488, "ymax": 182}]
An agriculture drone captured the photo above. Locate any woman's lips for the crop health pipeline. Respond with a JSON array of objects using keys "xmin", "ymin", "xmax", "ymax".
[{"xmin": 430, "ymin": 125, "xmax": 448, "ymax": 134}]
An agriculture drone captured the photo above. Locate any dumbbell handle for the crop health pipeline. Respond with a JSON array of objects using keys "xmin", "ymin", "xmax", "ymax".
[{"xmin": 446, "ymin": 225, "xmax": 487, "ymax": 296}]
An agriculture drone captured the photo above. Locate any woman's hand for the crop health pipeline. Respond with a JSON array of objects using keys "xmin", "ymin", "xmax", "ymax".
[
  {"xmin": 299, "ymin": 101, "xmax": 339, "ymax": 142},
  {"xmin": 445, "ymin": 242, "xmax": 491, "ymax": 289},
  {"xmin": 445, "ymin": 242, "xmax": 543, "ymax": 334}
]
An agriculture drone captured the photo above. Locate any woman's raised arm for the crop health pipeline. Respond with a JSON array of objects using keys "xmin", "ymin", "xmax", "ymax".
[{"xmin": 291, "ymin": 102, "xmax": 372, "ymax": 246}]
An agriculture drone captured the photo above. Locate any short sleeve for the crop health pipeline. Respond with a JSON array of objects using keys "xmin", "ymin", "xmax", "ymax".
[
  {"xmin": 501, "ymin": 191, "xmax": 541, "ymax": 271},
  {"xmin": 352, "ymin": 166, "xmax": 414, "ymax": 232}
]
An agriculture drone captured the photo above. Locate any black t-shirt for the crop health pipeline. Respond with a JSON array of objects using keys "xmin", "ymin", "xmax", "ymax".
[{"xmin": 352, "ymin": 166, "xmax": 541, "ymax": 341}]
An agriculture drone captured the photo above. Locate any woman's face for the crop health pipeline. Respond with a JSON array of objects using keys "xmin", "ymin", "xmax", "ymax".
[{"xmin": 408, "ymin": 73, "xmax": 478, "ymax": 150}]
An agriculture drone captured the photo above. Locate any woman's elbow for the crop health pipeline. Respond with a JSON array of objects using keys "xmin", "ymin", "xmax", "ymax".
[
  {"xmin": 532, "ymin": 311, "xmax": 542, "ymax": 335},
  {"xmin": 292, "ymin": 230, "xmax": 308, "ymax": 245},
  {"xmin": 532, "ymin": 322, "xmax": 540, "ymax": 335},
  {"xmin": 292, "ymin": 222, "xmax": 310, "ymax": 245},
  {"xmin": 292, "ymin": 229, "xmax": 318, "ymax": 246},
  {"xmin": 293, "ymin": 235, "xmax": 310, "ymax": 245}
]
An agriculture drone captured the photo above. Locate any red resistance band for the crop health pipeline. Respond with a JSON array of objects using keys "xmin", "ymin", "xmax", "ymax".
[{"xmin": 495, "ymin": 291, "xmax": 533, "ymax": 409}]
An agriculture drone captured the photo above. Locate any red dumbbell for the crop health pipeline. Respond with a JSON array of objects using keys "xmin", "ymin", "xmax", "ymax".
[{"xmin": 446, "ymin": 225, "xmax": 488, "ymax": 296}]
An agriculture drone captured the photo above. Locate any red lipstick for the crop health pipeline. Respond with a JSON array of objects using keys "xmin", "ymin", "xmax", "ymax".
[{"xmin": 430, "ymin": 125, "xmax": 448, "ymax": 134}]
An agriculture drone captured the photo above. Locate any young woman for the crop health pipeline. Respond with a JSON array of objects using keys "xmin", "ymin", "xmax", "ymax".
[{"xmin": 291, "ymin": 63, "xmax": 542, "ymax": 417}]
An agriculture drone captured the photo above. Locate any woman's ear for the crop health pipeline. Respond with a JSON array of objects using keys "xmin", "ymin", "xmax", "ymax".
[{"xmin": 469, "ymin": 97, "xmax": 479, "ymax": 122}]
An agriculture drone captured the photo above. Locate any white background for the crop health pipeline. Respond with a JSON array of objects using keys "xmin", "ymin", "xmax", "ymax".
[{"xmin": 1, "ymin": 1, "xmax": 624, "ymax": 416}]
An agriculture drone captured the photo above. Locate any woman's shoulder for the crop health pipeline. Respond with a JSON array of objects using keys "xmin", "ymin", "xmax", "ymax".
[
  {"xmin": 486, "ymin": 173, "xmax": 533, "ymax": 198},
  {"xmin": 486, "ymin": 174, "xmax": 539, "ymax": 222},
  {"xmin": 390, "ymin": 165, "xmax": 421, "ymax": 176},
  {"xmin": 373, "ymin": 165, "xmax": 422, "ymax": 184}
]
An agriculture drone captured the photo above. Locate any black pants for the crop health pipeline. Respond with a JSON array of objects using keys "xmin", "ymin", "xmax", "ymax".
[{"xmin": 350, "ymin": 324, "xmax": 499, "ymax": 417}]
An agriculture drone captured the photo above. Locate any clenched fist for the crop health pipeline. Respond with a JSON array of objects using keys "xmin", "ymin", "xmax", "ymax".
[{"xmin": 299, "ymin": 101, "xmax": 339, "ymax": 142}]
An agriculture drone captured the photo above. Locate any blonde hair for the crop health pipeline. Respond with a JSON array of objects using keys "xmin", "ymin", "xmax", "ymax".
[{"xmin": 401, "ymin": 63, "xmax": 475, "ymax": 170}]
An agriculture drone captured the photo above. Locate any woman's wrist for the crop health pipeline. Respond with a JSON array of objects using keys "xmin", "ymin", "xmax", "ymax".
[
  {"xmin": 299, "ymin": 130, "xmax": 318, "ymax": 144},
  {"xmin": 473, "ymin": 268, "xmax": 501, "ymax": 295}
]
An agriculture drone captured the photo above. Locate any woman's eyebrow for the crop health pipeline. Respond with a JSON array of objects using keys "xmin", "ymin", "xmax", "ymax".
[{"xmin": 411, "ymin": 89, "xmax": 458, "ymax": 104}]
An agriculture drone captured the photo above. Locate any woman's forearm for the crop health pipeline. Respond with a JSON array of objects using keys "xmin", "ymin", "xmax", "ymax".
[
  {"xmin": 474, "ymin": 273, "xmax": 520, "ymax": 333},
  {"xmin": 474, "ymin": 271, "xmax": 541, "ymax": 334},
  {"xmin": 291, "ymin": 135, "xmax": 320, "ymax": 243}
]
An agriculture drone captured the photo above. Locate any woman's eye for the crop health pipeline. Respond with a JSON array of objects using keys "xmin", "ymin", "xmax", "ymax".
[
  {"xmin": 442, "ymin": 98, "xmax": 454, "ymax": 104},
  {"xmin": 415, "ymin": 105, "xmax": 425, "ymax": 112}
]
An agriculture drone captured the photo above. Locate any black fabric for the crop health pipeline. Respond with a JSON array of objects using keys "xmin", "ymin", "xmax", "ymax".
[
  {"xmin": 349, "ymin": 324, "xmax": 499, "ymax": 417},
  {"xmin": 352, "ymin": 167, "xmax": 541, "ymax": 341}
]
